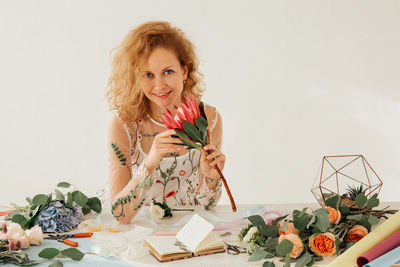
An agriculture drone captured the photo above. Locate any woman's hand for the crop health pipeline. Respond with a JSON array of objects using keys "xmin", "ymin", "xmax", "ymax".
[
  {"xmin": 144, "ymin": 129, "xmax": 184, "ymax": 173},
  {"xmin": 199, "ymin": 129, "xmax": 225, "ymax": 180}
]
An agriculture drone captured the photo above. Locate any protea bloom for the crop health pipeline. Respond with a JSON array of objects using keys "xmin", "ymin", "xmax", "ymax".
[{"xmin": 161, "ymin": 93, "xmax": 237, "ymax": 212}]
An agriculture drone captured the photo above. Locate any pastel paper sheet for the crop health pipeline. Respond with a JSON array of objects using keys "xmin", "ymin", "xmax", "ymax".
[
  {"xmin": 365, "ymin": 245, "xmax": 400, "ymax": 267},
  {"xmin": 357, "ymin": 228, "xmax": 400, "ymax": 266},
  {"xmin": 327, "ymin": 210, "xmax": 400, "ymax": 267}
]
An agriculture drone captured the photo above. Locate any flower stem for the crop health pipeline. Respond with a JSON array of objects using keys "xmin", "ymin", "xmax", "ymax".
[{"xmin": 172, "ymin": 208, "xmax": 195, "ymax": 212}]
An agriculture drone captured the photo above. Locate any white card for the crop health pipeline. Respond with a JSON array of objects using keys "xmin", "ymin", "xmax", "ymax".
[{"xmin": 176, "ymin": 214, "xmax": 214, "ymax": 252}]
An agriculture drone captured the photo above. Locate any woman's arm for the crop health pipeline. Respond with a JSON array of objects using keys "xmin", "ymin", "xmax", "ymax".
[{"xmin": 108, "ymin": 116, "xmax": 154, "ymax": 224}]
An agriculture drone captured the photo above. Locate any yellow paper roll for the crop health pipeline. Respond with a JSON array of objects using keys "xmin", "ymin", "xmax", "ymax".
[{"xmin": 327, "ymin": 210, "xmax": 400, "ymax": 267}]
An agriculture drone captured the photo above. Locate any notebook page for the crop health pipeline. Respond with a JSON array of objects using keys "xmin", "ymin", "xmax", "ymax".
[{"xmin": 176, "ymin": 214, "xmax": 214, "ymax": 252}]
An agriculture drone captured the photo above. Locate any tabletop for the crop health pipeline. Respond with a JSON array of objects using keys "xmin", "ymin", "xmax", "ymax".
[{"xmin": 2, "ymin": 202, "xmax": 399, "ymax": 267}]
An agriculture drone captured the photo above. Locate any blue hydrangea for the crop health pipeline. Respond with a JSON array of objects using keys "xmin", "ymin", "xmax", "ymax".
[{"xmin": 36, "ymin": 201, "xmax": 84, "ymax": 233}]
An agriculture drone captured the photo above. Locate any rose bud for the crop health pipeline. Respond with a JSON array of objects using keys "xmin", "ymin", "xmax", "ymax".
[
  {"xmin": 346, "ymin": 225, "xmax": 368, "ymax": 242},
  {"xmin": 325, "ymin": 207, "xmax": 341, "ymax": 224}
]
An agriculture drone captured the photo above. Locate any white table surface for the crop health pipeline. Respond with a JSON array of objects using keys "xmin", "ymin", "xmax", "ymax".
[{"xmin": 123, "ymin": 202, "xmax": 400, "ymax": 267}]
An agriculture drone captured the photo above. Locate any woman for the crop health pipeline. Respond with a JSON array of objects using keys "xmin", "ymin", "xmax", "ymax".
[{"xmin": 106, "ymin": 21, "xmax": 225, "ymax": 224}]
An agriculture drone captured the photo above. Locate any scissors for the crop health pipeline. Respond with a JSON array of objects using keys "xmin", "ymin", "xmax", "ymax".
[
  {"xmin": 224, "ymin": 242, "xmax": 247, "ymax": 255},
  {"xmin": 44, "ymin": 232, "xmax": 93, "ymax": 247}
]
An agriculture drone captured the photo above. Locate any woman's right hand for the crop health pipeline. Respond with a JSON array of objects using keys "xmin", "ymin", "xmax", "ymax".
[{"xmin": 144, "ymin": 129, "xmax": 184, "ymax": 173}]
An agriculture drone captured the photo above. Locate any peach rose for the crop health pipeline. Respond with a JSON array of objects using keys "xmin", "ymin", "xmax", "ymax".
[
  {"xmin": 26, "ymin": 225, "xmax": 43, "ymax": 245},
  {"xmin": 7, "ymin": 222, "xmax": 23, "ymax": 236},
  {"xmin": 8, "ymin": 232, "xmax": 30, "ymax": 250},
  {"xmin": 278, "ymin": 234, "xmax": 304, "ymax": 258},
  {"xmin": 325, "ymin": 207, "xmax": 341, "ymax": 224},
  {"xmin": 279, "ymin": 222, "xmax": 300, "ymax": 235},
  {"xmin": 346, "ymin": 225, "xmax": 368, "ymax": 242},
  {"xmin": 309, "ymin": 232, "xmax": 336, "ymax": 257}
]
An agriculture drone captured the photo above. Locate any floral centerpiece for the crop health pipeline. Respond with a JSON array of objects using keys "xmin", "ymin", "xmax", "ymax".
[
  {"xmin": 161, "ymin": 94, "xmax": 237, "ymax": 212},
  {"xmin": 239, "ymin": 188, "xmax": 397, "ymax": 267}
]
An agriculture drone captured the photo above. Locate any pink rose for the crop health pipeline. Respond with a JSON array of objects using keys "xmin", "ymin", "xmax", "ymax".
[
  {"xmin": 26, "ymin": 225, "xmax": 43, "ymax": 245},
  {"xmin": 7, "ymin": 223, "xmax": 23, "ymax": 236}
]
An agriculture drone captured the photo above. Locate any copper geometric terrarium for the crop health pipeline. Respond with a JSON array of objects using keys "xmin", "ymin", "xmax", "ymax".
[{"xmin": 312, "ymin": 155, "xmax": 383, "ymax": 208}]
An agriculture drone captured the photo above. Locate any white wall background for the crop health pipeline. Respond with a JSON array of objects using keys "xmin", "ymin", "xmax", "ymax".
[{"xmin": 1, "ymin": 0, "xmax": 399, "ymax": 207}]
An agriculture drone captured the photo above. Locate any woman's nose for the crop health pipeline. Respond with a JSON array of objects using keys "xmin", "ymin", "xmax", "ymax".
[{"xmin": 154, "ymin": 76, "xmax": 166, "ymax": 89}]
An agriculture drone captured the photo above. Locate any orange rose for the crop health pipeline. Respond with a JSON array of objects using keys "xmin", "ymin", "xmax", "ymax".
[
  {"xmin": 346, "ymin": 225, "xmax": 368, "ymax": 242},
  {"xmin": 309, "ymin": 232, "xmax": 336, "ymax": 257},
  {"xmin": 325, "ymin": 207, "xmax": 341, "ymax": 224},
  {"xmin": 279, "ymin": 222, "xmax": 300, "ymax": 235},
  {"xmin": 278, "ymin": 234, "xmax": 304, "ymax": 258}
]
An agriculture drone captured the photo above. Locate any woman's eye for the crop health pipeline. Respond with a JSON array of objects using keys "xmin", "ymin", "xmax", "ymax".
[
  {"xmin": 165, "ymin": 69, "xmax": 174, "ymax": 75},
  {"xmin": 145, "ymin": 73, "xmax": 153, "ymax": 78}
]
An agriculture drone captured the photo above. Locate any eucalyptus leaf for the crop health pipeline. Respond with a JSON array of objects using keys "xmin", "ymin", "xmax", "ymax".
[
  {"xmin": 263, "ymin": 262, "xmax": 276, "ymax": 267},
  {"xmin": 259, "ymin": 224, "xmax": 279, "ymax": 238},
  {"xmin": 55, "ymin": 189, "xmax": 65, "ymax": 202},
  {"xmin": 72, "ymin": 191, "xmax": 88, "ymax": 206},
  {"xmin": 49, "ymin": 260, "xmax": 63, "ymax": 267},
  {"xmin": 38, "ymin": 248, "xmax": 60, "ymax": 259},
  {"xmin": 272, "ymin": 214, "xmax": 289, "ymax": 225},
  {"xmin": 355, "ymin": 193, "xmax": 367, "ymax": 208},
  {"xmin": 57, "ymin": 182, "xmax": 71, "ymax": 188},
  {"xmin": 248, "ymin": 215, "xmax": 266, "ymax": 227},
  {"xmin": 82, "ymin": 205, "xmax": 91, "ymax": 215},
  {"xmin": 284, "ymin": 254, "xmax": 291, "ymax": 267},
  {"xmin": 325, "ymin": 195, "xmax": 341, "ymax": 208},
  {"xmin": 368, "ymin": 215, "xmax": 380, "ymax": 225},
  {"xmin": 26, "ymin": 197, "xmax": 33, "ymax": 205},
  {"xmin": 32, "ymin": 194, "xmax": 49, "ymax": 206},
  {"xmin": 339, "ymin": 205, "xmax": 350, "ymax": 216},
  {"xmin": 276, "ymin": 239, "xmax": 294, "ymax": 256},
  {"xmin": 61, "ymin": 248, "xmax": 85, "ymax": 261},
  {"xmin": 265, "ymin": 238, "xmax": 279, "ymax": 251},
  {"xmin": 248, "ymin": 249, "xmax": 274, "ymax": 262},
  {"xmin": 87, "ymin": 197, "xmax": 102, "ymax": 213},
  {"xmin": 11, "ymin": 214, "xmax": 27, "ymax": 225},
  {"xmin": 295, "ymin": 252, "xmax": 312, "ymax": 267},
  {"xmin": 306, "ymin": 215, "xmax": 316, "ymax": 229},
  {"xmin": 65, "ymin": 192, "xmax": 73, "ymax": 208},
  {"xmin": 346, "ymin": 214, "xmax": 363, "ymax": 221},
  {"xmin": 366, "ymin": 198, "xmax": 379, "ymax": 209},
  {"xmin": 313, "ymin": 209, "xmax": 330, "ymax": 232},
  {"xmin": 293, "ymin": 212, "xmax": 309, "ymax": 231}
]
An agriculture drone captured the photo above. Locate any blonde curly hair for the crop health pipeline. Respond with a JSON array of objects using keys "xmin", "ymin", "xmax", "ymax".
[{"xmin": 106, "ymin": 21, "xmax": 204, "ymax": 124}]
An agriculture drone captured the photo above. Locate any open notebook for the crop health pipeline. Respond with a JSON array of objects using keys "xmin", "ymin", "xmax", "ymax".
[{"xmin": 144, "ymin": 214, "xmax": 226, "ymax": 262}]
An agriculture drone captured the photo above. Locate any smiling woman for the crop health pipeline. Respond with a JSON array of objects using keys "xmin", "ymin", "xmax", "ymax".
[{"xmin": 104, "ymin": 21, "xmax": 226, "ymax": 224}]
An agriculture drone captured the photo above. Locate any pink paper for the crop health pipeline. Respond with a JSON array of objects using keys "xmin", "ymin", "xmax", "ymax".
[{"xmin": 357, "ymin": 228, "xmax": 400, "ymax": 267}]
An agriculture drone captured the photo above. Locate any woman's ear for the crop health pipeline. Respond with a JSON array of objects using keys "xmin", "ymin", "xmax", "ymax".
[{"xmin": 182, "ymin": 64, "xmax": 188, "ymax": 80}]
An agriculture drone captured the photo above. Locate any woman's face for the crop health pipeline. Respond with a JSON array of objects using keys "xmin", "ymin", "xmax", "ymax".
[{"xmin": 140, "ymin": 47, "xmax": 188, "ymax": 114}]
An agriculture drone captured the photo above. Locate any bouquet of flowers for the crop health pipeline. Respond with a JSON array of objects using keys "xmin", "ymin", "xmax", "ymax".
[
  {"xmin": 161, "ymin": 94, "xmax": 237, "ymax": 212},
  {"xmin": 239, "ymin": 188, "xmax": 397, "ymax": 267},
  {"xmin": 6, "ymin": 182, "xmax": 101, "ymax": 233}
]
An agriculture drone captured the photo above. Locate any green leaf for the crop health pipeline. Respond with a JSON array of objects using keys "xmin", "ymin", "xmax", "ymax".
[
  {"xmin": 314, "ymin": 209, "xmax": 330, "ymax": 232},
  {"xmin": 294, "ymin": 212, "xmax": 309, "ymax": 231},
  {"xmin": 259, "ymin": 224, "xmax": 279, "ymax": 238},
  {"xmin": 86, "ymin": 197, "xmax": 102, "ymax": 213},
  {"xmin": 54, "ymin": 189, "xmax": 65, "ymax": 201},
  {"xmin": 355, "ymin": 193, "xmax": 367, "ymax": 208},
  {"xmin": 72, "ymin": 191, "xmax": 88, "ymax": 206},
  {"xmin": 265, "ymin": 237, "xmax": 279, "ymax": 251},
  {"xmin": 47, "ymin": 193, "xmax": 53, "ymax": 204},
  {"xmin": 199, "ymin": 102, "xmax": 208, "ymax": 120},
  {"xmin": 276, "ymin": 239, "xmax": 294, "ymax": 256},
  {"xmin": 82, "ymin": 205, "xmax": 91, "ymax": 215},
  {"xmin": 335, "ymin": 239, "xmax": 339, "ymax": 256},
  {"xmin": 295, "ymin": 252, "xmax": 313, "ymax": 267},
  {"xmin": 195, "ymin": 116, "xmax": 208, "ymax": 143},
  {"xmin": 263, "ymin": 262, "xmax": 276, "ymax": 267},
  {"xmin": 272, "ymin": 214, "xmax": 289, "ymax": 225},
  {"xmin": 11, "ymin": 214, "xmax": 27, "ymax": 225},
  {"xmin": 182, "ymin": 120, "xmax": 204, "ymax": 145},
  {"xmin": 339, "ymin": 206, "xmax": 350, "ymax": 216},
  {"xmin": 57, "ymin": 182, "xmax": 71, "ymax": 188},
  {"xmin": 32, "ymin": 194, "xmax": 49, "ymax": 206},
  {"xmin": 359, "ymin": 215, "xmax": 372, "ymax": 231},
  {"xmin": 248, "ymin": 215, "xmax": 266, "ymax": 227},
  {"xmin": 38, "ymin": 248, "xmax": 60, "ymax": 259},
  {"xmin": 65, "ymin": 192, "xmax": 73, "ymax": 208},
  {"xmin": 368, "ymin": 215, "xmax": 380, "ymax": 225},
  {"xmin": 325, "ymin": 195, "xmax": 341, "ymax": 209},
  {"xmin": 284, "ymin": 254, "xmax": 291, "ymax": 267},
  {"xmin": 174, "ymin": 128, "xmax": 202, "ymax": 149},
  {"xmin": 248, "ymin": 249, "xmax": 274, "ymax": 262},
  {"xmin": 306, "ymin": 257, "xmax": 316, "ymax": 267},
  {"xmin": 366, "ymin": 197, "xmax": 379, "ymax": 209},
  {"xmin": 61, "ymin": 248, "xmax": 85, "ymax": 261},
  {"xmin": 49, "ymin": 260, "xmax": 63, "ymax": 267}
]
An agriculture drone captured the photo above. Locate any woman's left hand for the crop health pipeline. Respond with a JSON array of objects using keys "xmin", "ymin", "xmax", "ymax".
[{"xmin": 199, "ymin": 130, "xmax": 225, "ymax": 179}]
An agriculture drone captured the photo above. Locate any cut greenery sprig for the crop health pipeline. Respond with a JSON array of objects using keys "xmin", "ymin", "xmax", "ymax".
[
  {"xmin": 7, "ymin": 182, "xmax": 102, "ymax": 230},
  {"xmin": 161, "ymin": 94, "xmax": 237, "ymax": 212}
]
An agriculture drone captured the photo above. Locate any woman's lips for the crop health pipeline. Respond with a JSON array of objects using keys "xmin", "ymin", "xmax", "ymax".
[{"xmin": 153, "ymin": 90, "xmax": 172, "ymax": 99}]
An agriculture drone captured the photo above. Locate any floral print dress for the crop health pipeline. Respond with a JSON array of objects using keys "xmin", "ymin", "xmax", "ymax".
[{"xmin": 107, "ymin": 104, "xmax": 223, "ymax": 223}]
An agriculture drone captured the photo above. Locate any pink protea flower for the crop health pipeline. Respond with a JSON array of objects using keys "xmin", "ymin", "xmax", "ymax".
[{"xmin": 162, "ymin": 93, "xmax": 200, "ymax": 129}]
